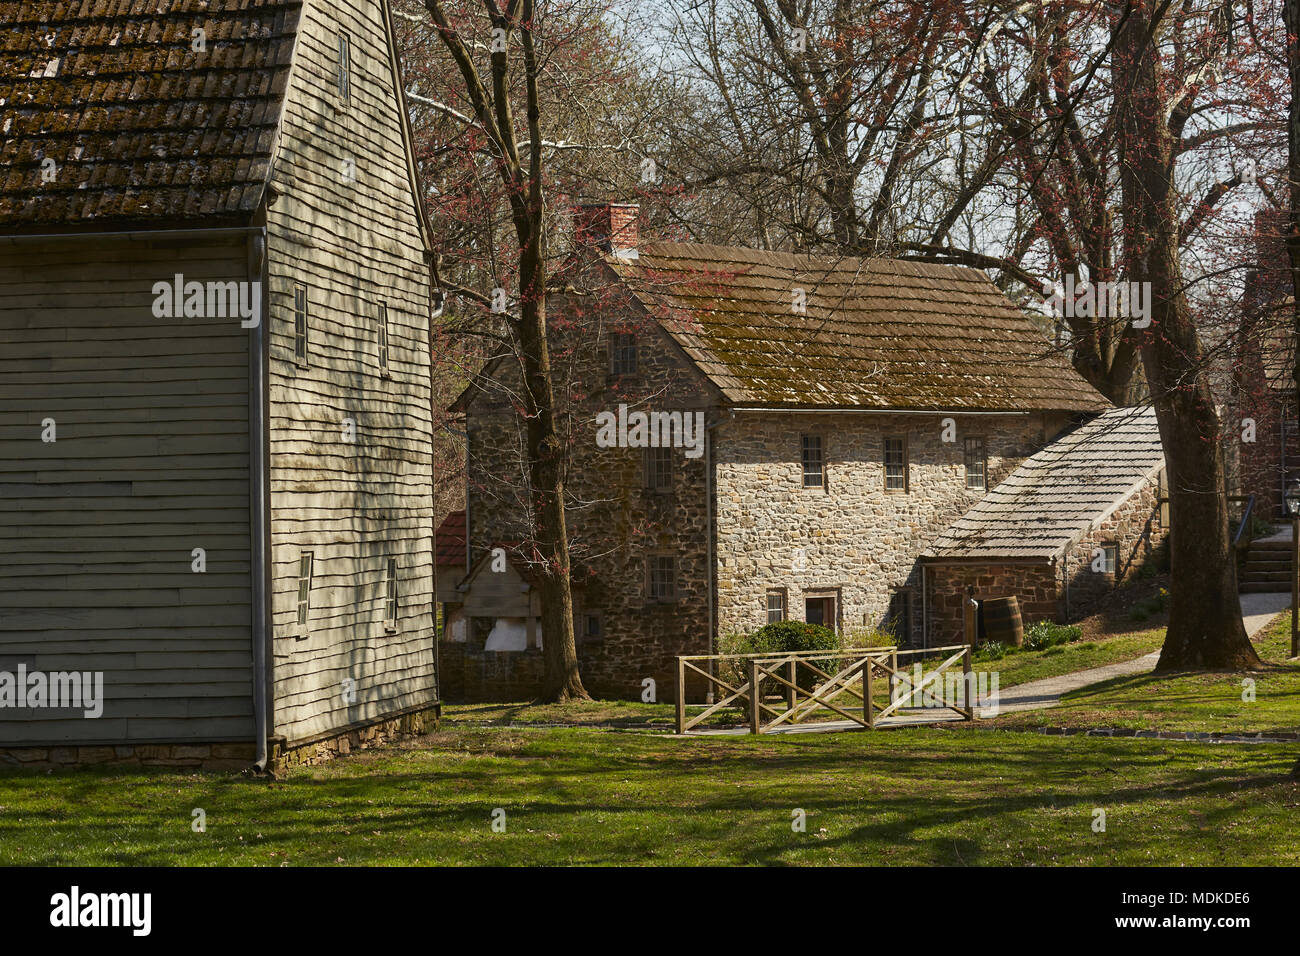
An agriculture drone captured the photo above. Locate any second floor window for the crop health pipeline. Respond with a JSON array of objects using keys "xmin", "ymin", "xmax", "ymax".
[
  {"xmin": 611, "ymin": 332, "xmax": 637, "ymax": 375},
  {"xmin": 646, "ymin": 446, "xmax": 673, "ymax": 491},
  {"xmin": 293, "ymin": 284, "xmax": 308, "ymax": 365},
  {"xmin": 376, "ymin": 301, "xmax": 389, "ymax": 374},
  {"xmin": 648, "ymin": 555, "xmax": 676, "ymax": 601},
  {"xmin": 801, "ymin": 434, "xmax": 824, "ymax": 488},
  {"xmin": 884, "ymin": 437, "xmax": 908, "ymax": 492},
  {"xmin": 337, "ymin": 32, "xmax": 351, "ymax": 102},
  {"xmin": 964, "ymin": 437, "xmax": 986, "ymax": 490}
]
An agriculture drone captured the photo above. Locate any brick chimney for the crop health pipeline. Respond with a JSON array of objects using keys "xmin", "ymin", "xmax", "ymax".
[{"xmin": 574, "ymin": 202, "xmax": 638, "ymax": 258}]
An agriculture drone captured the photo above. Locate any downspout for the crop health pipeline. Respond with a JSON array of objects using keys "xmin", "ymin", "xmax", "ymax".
[
  {"xmin": 248, "ymin": 228, "xmax": 271, "ymax": 772},
  {"xmin": 921, "ymin": 564, "xmax": 928, "ymax": 648},
  {"xmin": 704, "ymin": 409, "xmax": 733, "ymax": 704}
]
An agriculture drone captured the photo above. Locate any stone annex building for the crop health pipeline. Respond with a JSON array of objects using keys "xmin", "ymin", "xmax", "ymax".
[
  {"xmin": 444, "ymin": 205, "xmax": 1168, "ymax": 702},
  {"xmin": 0, "ymin": 0, "xmax": 440, "ymax": 769}
]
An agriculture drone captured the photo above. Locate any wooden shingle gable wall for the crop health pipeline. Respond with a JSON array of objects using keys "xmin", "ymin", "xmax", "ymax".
[{"xmin": 264, "ymin": 0, "xmax": 435, "ymax": 745}]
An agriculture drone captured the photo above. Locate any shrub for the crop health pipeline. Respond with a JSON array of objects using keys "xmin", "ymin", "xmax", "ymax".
[
  {"xmin": 724, "ymin": 620, "xmax": 841, "ymax": 700},
  {"xmin": 842, "ymin": 624, "xmax": 897, "ymax": 648},
  {"xmin": 1023, "ymin": 620, "xmax": 1081, "ymax": 651}
]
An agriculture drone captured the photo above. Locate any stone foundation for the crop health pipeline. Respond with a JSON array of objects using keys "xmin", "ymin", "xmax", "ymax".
[
  {"xmin": 0, "ymin": 742, "xmax": 256, "ymax": 771},
  {"xmin": 270, "ymin": 705, "xmax": 441, "ymax": 770},
  {"xmin": 0, "ymin": 705, "xmax": 441, "ymax": 773},
  {"xmin": 926, "ymin": 562, "xmax": 1060, "ymax": 645}
]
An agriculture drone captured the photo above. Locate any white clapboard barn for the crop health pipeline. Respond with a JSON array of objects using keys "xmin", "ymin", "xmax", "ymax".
[{"xmin": 0, "ymin": 0, "xmax": 438, "ymax": 769}]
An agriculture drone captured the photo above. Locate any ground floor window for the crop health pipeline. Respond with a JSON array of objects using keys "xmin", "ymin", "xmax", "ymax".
[
  {"xmin": 805, "ymin": 593, "xmax": 837, "ymax": 631},
  {"xmin": 1098, "ymin": 543, "xmax": 1118, "ymax": 574},
  {"xmin": 766, "ymin": 588, "xmax": 787, "ymax": 623}
]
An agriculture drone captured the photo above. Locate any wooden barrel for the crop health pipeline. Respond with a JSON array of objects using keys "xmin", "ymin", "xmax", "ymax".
[{"xmin": 981, "ymin": 596, "xmax": 1024, "ymax": 647}]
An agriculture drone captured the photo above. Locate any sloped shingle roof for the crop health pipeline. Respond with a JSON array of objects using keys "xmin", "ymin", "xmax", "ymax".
[
  {"xmin": 0, "ymin": 0, "xmax": 301, "ymax": 229},
  {"xmin": 435, "ymin": 510, "xmax": 466, "ymax": 568},
  {"xmin": 607, "ymin": 242, "xmax": 1109, "ymax": 413},
  {"xmin": 925, "ymin": 406, "xmax": 1163, "ymax": 562}
]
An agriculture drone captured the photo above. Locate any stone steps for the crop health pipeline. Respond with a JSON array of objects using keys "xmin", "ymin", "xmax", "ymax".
[{"xmin": 1240, "ymin": 534, "xmax": 1293, "ymax": 593}]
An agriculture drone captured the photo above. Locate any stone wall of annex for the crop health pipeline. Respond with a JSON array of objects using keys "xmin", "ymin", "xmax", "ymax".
[
  {"xmin": 926, "ymin": 472, "xmax": 1166, "ymax": 643},
  {"xmin": 1059, "ymin": 473, "xmax": 1166, "ymax": 619}
]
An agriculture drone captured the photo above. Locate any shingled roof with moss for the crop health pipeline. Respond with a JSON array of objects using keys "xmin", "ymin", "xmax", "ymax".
[
  {"xmin": 607, "ymin": 242, "xmax": 1110, "ymax": 412},
  {"xmin": 925, "ymin": 406, "xmax": 1164, "ymax": 561},
  {"xmin": 0, "ymin": 0, "xmax": 301, "ymax": 229}
]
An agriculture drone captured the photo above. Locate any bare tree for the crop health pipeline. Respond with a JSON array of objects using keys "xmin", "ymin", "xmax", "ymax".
[{"xmin": 414, "ymin": 0, "xmax": 595, "ymax": 700}]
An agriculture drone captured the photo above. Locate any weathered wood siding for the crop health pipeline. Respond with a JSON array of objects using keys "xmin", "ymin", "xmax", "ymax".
[
  {"xmin": 265, "ymin": 0, "xmax": 436, "ymax": 744},
  {"xmin": 0, "ymin": 236, "xmax": 255, "ymax": 744}
]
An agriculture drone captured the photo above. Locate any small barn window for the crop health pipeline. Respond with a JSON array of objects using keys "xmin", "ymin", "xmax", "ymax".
[
  {"xmin": 801, "ymin": 434, "xmax": 824, "ymax": 488},
  {"xmin": 584, "ymin": 614, "xmax": 603, "ymax": 642},
  {"xmin": 648, "ymin": 555, "xmax": 676, "ymax": 601},
  {"xmin": 293, "ymin": 284, "xmax": 309, "ymax": 365},
  {"xmin": 964, "ymin": 437, "xmax": 987, "ymax": 490},
  {"xmin": 376, "ymin": 301, "xmax": 389, "ymax": 374},
  {"xmin": 1099, "ymin": 543, "xmax": 1118, "ymax": 575},
  {"xmin": 611, "ymin": 332, "xmax": 637, "ymax": 375},
  {"xmin": 766, "ymin": 588, "xmax": 787, "ymax": 623},
  {"xmin": 884, "ymin": 436, "xmax": 908, "ymax": 492},
  {"xmin": 645, "ymin": 446, "xmax": 673, "ymax": 491},
  {"xmin": 296, "ymin": 551, "xmax": 314, "ymax": 628},
  {"xmin": 383, "ymin": 556, "xmax": 399, "ymax": 629},
  {"xmin": 337, "ymin": 32, "xmax": 351, "ymax": 102}
]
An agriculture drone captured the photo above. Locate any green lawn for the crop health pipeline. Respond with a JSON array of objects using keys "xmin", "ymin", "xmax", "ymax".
[
  {"xmin": 1, "ymin": 724, "xmax": 1297, "ymax": 866},
  {"xmin": 2, "ymin": 621, "xmax": 1292, "ymax": 867},
  {"xmin": 971, "ymin": 628, "xmax": 1165, "ymax": 687},
  {"xmin": 992, "ymin": 614, "xmax": 1300, "ymax": 735}
]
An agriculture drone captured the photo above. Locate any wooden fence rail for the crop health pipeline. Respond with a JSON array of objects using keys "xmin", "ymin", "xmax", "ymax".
[{"xmin": 675, "ymin": 645, "xmax": 974, "ymax": 735}]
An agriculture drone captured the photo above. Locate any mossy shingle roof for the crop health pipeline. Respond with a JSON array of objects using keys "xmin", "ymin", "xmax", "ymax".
[
  {"xmin": 0, "ymin": 0, "xmax": 301, "ymax": 228},
  {"xmin": 925, "ymin": 406, "xmax": 1164, "ymax": 561},
  {"xmin": 608, "ymin": 242, "xmax": 1110, "ymax": 412}
]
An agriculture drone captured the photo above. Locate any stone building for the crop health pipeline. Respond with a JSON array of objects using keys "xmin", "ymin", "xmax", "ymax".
[
  {"xmin": 451, "ymin": 208, "xmax": 1118, "ymax": 701},
  {"xmin": 924, "ymin": 406, "xmax": 1167, "ymax": 643}
]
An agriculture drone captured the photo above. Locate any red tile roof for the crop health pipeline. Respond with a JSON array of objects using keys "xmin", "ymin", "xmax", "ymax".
[
  {"xmin": 0, "ymin": 0, "xmax": 301, "ymax": 229},
  {"xmin": 435, "ymin": 510, "xmax": 466, "ymax": 568}
]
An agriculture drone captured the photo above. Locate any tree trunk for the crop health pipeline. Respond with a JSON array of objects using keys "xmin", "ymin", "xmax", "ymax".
[
  {"xmin": 515, "ymin": 231, "xmax": 588, "ymax": 703},
  {"xmin": 1116, "ymin": 0, "xmax": 1260, "ymax": 671},
  {"xmin": 1285, "ymin": 0, "xmax": 1300, "ymax": 509}
]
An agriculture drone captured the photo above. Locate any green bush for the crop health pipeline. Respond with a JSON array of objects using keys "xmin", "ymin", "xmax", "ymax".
[
  {"xmin": 724, "ymin": 620, "xmax": 841, "ymax": 699},
  {"xmin": 1022, "ymin": 620, "xmax": 1082, "ymax": 651}
]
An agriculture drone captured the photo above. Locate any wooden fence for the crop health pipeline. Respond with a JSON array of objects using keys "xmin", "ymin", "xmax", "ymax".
[{"xmin": 675, "ymin": 645, "xmax": 974, "ymax": 734}]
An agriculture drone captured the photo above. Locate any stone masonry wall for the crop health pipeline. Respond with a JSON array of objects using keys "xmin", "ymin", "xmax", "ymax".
[
  {"xmin": 1059, "ymin": 473, "xmax": 1166, "ymax": 619},
  {"xmin": 713, "ymin": 412, "xmax": 1068, "ymax": 645},
  {"xmin": 926, "ymin": 562, "xmax": 1060, "ymax": 646}
]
